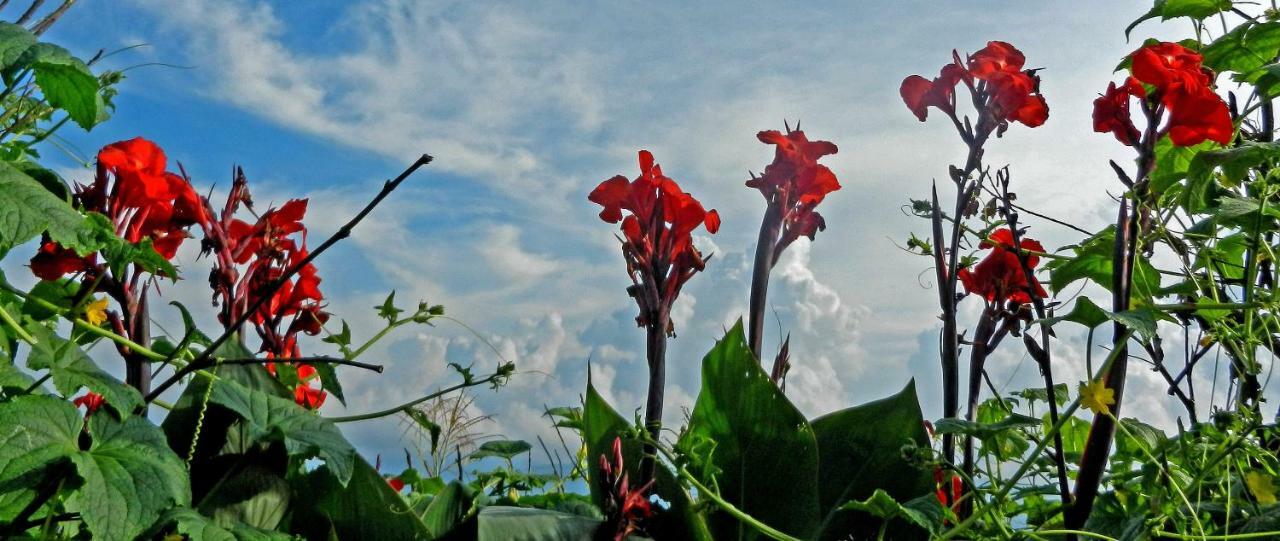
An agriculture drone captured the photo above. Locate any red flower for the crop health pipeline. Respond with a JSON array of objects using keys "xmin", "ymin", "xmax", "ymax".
[
  {"xmin": 295, "ymin": 384, "xmax": 327, "ymax": 409},
  {"xmin": 97, "ymin": 137, "xmax": 171, "ymax": 209},
  {"xmin": 1093, "ymin": 78, "xmax": 1146, "ymax": 146},
  {"xmin": 748, "ymin": 126, "xmax": 842, "ymax": 262},
  {"xmin": 900, "ymin": 63, "xmax": 966, "ymax": 122},
  {"xmin": 957, "ymin": 228, "xmax": 1047, "ymax": 304},
  {"xmin": 30, "ymin": 238, "xmax": 96, "ymax": 281},
  {"xmin": 599, "ymin": 437, "xmax": 653, "ymax": 541},
  {"xmin": 1165, "ymin": 84, "xmax": 1234, "ymax": 146},
  {"xmin": 1115, "ymin": 42, "xmax": 1233, "ymax": 147},
  {"xmin": 388, "ymin": 477, "xmax": 406, "ymax": 492},
  {"xmin": 968, "ymin": 41, "xmax": 1025, "ymax": 80},
  {"xmin": 73, "ymin": 392, "xmax": 105, "ymax": 416},
  {"xmin": 589, "ymin": 150, "xmax": 718, "ymax": 330},
  {"xmin": 987, "ymin": 70, "xmax": 1048, "ymax": 127}
]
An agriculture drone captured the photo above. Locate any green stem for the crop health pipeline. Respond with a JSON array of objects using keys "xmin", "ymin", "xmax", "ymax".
[
  {"xmin": 1153, "ymin": 531, "xmax": 1280, "ymax": 540},
  {"xmin": 347, "ymin": 318, "xmax": 410, "ymax": 361},
  {"xmin": 649, "ymin": 442, "xmax": 801, "ymax": 541},
  {"xmin": 1033, "ymin": 530, "xmax": 1120, "ymax": 541},
  {"xmin": 0, "ymin": 302, "xmax": 35, "ymax": 344},
  {"xmin": 325, "ymin": 372, "xmax": 504, "ymax": 423}
]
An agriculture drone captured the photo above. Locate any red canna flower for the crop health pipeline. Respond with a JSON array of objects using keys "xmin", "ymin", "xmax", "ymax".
[
  {"xmin": 598, "ymin": 437, "xmax": 653, "ymax": 541},
  {"xmin": 900, "ymin": 63, "xmax": 967, "ymax": 122},
  {"xmin": 294, "ymin": 384, "xmax": 327, "ymax": 409},
  {"xmin": 748, "ymin": 126, "xmax": 842, "ymax": 263},
  {"xmin": 73, "ymin": 392, "xmax": 105, "ymax": 416},
  {"xmin": 902, "ymin": 42, "xmax": 1048, "ymax": 129},
  {"xmin": 1100, "ymin": 42, "xmax": 1232, "ymax": 147},
  {"xmin": 957, "ymin": 228, "xmax": 1047, "ymax": 305},
  {"xmin": 1093, "ymin": 78, "xmax": 1146, "ymax": 146},
  {"xmin": 388, "ymin": 477, "xmax": 406, "ymax": 492},
  {"xmin": 589, "ymin": 150, "xmax": 718, "ymax": 331},
  {"xmin": 30, "ymin": 237, "xmax": 96, "ymax": 281}
]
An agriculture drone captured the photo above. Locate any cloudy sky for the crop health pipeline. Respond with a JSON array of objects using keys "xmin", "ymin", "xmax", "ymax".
[{"xmin": 12, "ymin": 1, "xmax": 1272, "ymax": 471}]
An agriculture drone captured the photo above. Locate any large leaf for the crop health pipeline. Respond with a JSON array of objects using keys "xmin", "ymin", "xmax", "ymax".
[
  {"xmin": 17, "ymin": 42, "xmax": 103, "ymax": 130},
  {"xmin": 1040, "ymin": 296, "xmax": 1110, "ymax": 329},
  {"xmin": 25, "ymin": 324, "xmax": 143, "ymax": 417},
  {"xmin": 476, "ymin": 506, "xmax": 603, "ymax": 540},
  {"xmin": 1149, "ymin": 135, "xmax": 1219, "ymax": 196},
  {"xmin": 0, "ymin": 23, "xmax": 35, "ymax": 70},
  {"xmin": 288, "ymin": 455, "xmax": 433, "ymax": 540},
  {"xmin": 1046, "ymin": 226, "xmax": 1161, "ymax": 300},
  {"xmin": 196, "ymin": 464, "xmax": 290, "ymax": 531},
  {"xmin": 581, "ymin": 375, "xmax": 711, "ymax": 541},
  {"xmin": 1126, "ymin": 0, "xmax": 1232, "ymax": 39},
  {"xmin": 149, "ymin": 507, "xmax": 293, "ymax": 541},
  {"xmin": 67, "ymin": 413, "xmax": 191, "ymax": 540},
  {"xmin": 0, "ymin": 395, "xmax": 80, "ymax": 490},
  {"xmin": 1201, "ymin": 21, "xmax": 1280, "ymax": 77},
  {"xmin": 811, "ymin": 380, "xmax": 934, "ymax": 540},
  {"xmin": 679, "ymin": 320, "xmax": 820, "ymax": 539},
  {"xmin": 0, "ymin": 160, "xmax": 107, "ymax": 255},
  {"xmin": 206, "ymin": 376, "xmax": 355, "ymax": 485},
  {"xmin": 469, "ymin": 439, "xmax": 533, "ymax": 461},
  {"xmin": 422, "ymin": 479, "xmax": 479, "ymax": 538},
  {"xmin": 839, "ymin": 490, "xmax": 946, "ymax": 537}
]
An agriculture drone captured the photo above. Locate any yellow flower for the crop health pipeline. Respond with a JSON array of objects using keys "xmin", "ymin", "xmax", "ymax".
[
  {"xmin": 1246, "ymin": 471, "xmax": 1278, "ymax": 505},
  {"xmin": 84, "ymin": 297, "xmax": 109, "ymax": 327},
  {"xmin": 1079, "ymin": 379, "xmax": 1115, "ymax": 416}
]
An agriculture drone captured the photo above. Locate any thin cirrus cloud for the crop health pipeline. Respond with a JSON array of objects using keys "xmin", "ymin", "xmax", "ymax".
[{"xmin": 33, "ymin": 0, "xmax": 1247, "ymax": 464}]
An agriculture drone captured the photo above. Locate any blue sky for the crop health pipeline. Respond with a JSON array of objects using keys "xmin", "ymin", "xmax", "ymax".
[{"xmin": 13, "ymin": 1, "xmax": 1265, "ymax": 472}]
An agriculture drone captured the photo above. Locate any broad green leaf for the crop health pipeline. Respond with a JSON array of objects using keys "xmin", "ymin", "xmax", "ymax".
[
  {"xmin": 1110, "ymin": 306, "xmax": 1169, "ymax": 342},
  {"xmin": 1016, "ymin": 384, "xmax": 1069, "ymax": 406},
  {"xmin": 149, "ymin": 508, "xmax": 293, "ymax": 541},
  {"xmin": 288, "ymin": 455, "xmax": 433, "ymax": 540},
  {"xmin": 310, "ymin": 358, "xmax": 345, "ymax": 407},
  {"xmin": 1187, "ymin": 142, "xmax": 1280, "ymax": 192},
  {"xmin": 0, "ymin": 23, "xmax": 35, "ymax": 70},
  {"xmin": 1255, "ymin": 63, "xmax": 1280, "ymax": 100},
  {"xmin": 1051, "ymin": 414, "xmax": 1092, "ymax": 463},
  {"xmin": 68, "ymin": 413, "xmax": 191, "ymax": 541},
  {"xmin": 1196, "ymin": 232, "xmax": 1249, "ymax": 280},
  {"xmin": 1150, "ymin": 136, "xmax": 1219, "ymax": 196},
  {"xmin": 21, "ymin": 277, "xmax": 78, "ymax": 321},
  {"xmin": 680, "ymin": 320, "xmax": 820, "ymax": 539},
  {"xmin": 1216, "ymin": 196, "xmax": 1261, "ymax": 218},
  {"xmin": 207, "ymin": 377, "xmax": 356, "ymax": 484},
  {"xmin": 1195, "ymin": 296, "xmax": 1232, "ymax": 322},
  {"xmin": 476, "ymin": 506, "xmax": 604, "ymax": 540},
  {"xmin": 1046, "ymin": 226, "xmax": 1161, "ymax": 300},
  {"xmin": 1201, "ymin": 21, "xmax": 1280, "ymax": 76},
  {"xmin": 18, "ymin": 43, "xmax": 102, "ymax": 130},
  {"xmin": 1126, "ymin": 0, "xmax": 1231, "ymax": 39},
  {"xmin": 933, "ymin": 413, "xmax": 1040, "ymax": 439},
  {"xmin": 1040, "ymin": 297, "xmax": 1110, "ymax": 329},
  {"xmin": 469, "ymin": 439, "xmax": 533, "ymax": 461},
  {"xmin": 423, "ymin": 480, "xmax": 478, "ymax": 538},
  {"xmin": 0, "ymin": 160, "xmax": 106, "ymax": 255},
  {"xmin": 0, "ymin": 395, "xmax": 80, "ymax": 490},
  {"xmin": 25, "ymin": 325, "xmax": 143, "ymax": 417},
  {"xmin": 197, "ymin": 464, "xmax": 289, "ymax": 531},
  {"xmin": 582, "ymin": 375, "xmax": 711, "ymax": 541},
  {"xmin": 1117, "ymin": 417, "xmax": 1167, "ymax": 458},
  {"xmin": 811, "ymin": 380, "xmax": 933, "ymax": 540},
  {"xmin": 839, "ymin": 490, "xmax": 945, "ymax": 536}
]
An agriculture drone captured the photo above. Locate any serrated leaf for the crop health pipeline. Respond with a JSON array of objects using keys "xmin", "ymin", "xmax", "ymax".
[
  {"xmin": 1046, "ymin": 227, "xmax": 1161, "ymax": 300},
  {"xmin": 0, "ymin": 160, "xmax": 106, "ymax": 255},
  {"xmin": 1151, "ymin": 136, "xmax": 1220, "ymax": 196},
  {"xmin": 18, "ymin": 43, "xmax": 102, "ymax": 130},
  {"xmin": 1110, "ymin": 307, "xmax": 1165, "ymax": 342},
  {"xmin": 1040, "ymin": 297, "xmax": 1110, "ymax": 329},
  {"xmin": 377, "ymin": 291, "xmax": 402, "ymax": 322},
  {"xmin": 840, "ymin": 489, "xmax": 945, "ymax": 535},
  {"xmin": 68, "ymin": 414, "xmax": 191, "ymax": 541},
  {"xmin": 0, "ymin": 23, "xmax": 35, "ymax": 70},
  {"xmin": 1126, "ymin": 0, "xmax": 1232, "ymax": 39},
  {"xmin": 1202, "ymin": 21, "xmax": 1280, "ymax": 76},
  {"xmin": 933, "ymin": 413, "xmax": 1040, "ymax": 439},
  {"xmin": 0, "ymin": 395, "xmax": 80, "ymax": 489},
  {"xmin": 25, "ymin": 325, "xmax": 143, "ymax": 417},
  {"xmin": 150, "ymin": 508, "xmax": 294, "ymax": 541},
  {"xmin": 207, "ymin": 377, "xmax": 356, "ymax": 484},
  {"xmin": 1188, "ymin": 142, "xmax": 1280, "ymax": 192}
]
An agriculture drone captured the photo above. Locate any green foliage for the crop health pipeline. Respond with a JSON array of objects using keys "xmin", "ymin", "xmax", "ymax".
[
  {"xmin": 1127, "ymin": 0, "xmax": 1233, "ymax": 38},
  {"xmin": 25, "ymin": 324, "xmax": 143, "ymax": 417}
]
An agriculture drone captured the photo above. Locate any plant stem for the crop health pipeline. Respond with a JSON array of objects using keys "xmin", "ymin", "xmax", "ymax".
[
  {"xmin": 215, "ymin": 356, "xmax": 384, "ymax": 373},
  {"xmin": 748, "ymin": 202, "xmax": 781, "ymax": 360},
  {"xmin": 0, "ymin": 302, "xmax": 35, "ymax": 344},
  {"xmin": 639, "ymin": 314, "xmax": 668, "ymax": 485},
  {"xmin": 324, "ymin": 370, "xmax": 504, "ymax": 423},
  {"xmin": 145, "ymin": 155, "xmax": 432, "ymax": 403}
]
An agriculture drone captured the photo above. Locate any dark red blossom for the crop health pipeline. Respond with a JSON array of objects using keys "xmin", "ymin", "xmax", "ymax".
[
  {"xmin": 73, "ymin": 392, "xmax": 105, "ymax": 416},
  {"xmin": 957, "ymin": 228, "xmax": 1047, "ymax": 305},
  {"xmin": 598, "ymin": 437, "xmax": 653, "ymax": 541},
  {"xmin": 589, "ymin": 150, "xmax": 718, "ymax": 331},
  {"xmin": 1093, "ymin": 78, "xmax": 1146, "ymax": 146},
  {"xmin": 1098, "ymin": 42, "xmax": 1232, "ymax": 147},
  {"xmin": 30, "ymin": 237, "xmax": 96, "ymax": 281},
  {"xmin": 748, "ymin": 126, "xmax": 841, "ymax": 262},
  {"xmin": 901, "ymin": 41, "xmax": 1048, "ymax": 129}
]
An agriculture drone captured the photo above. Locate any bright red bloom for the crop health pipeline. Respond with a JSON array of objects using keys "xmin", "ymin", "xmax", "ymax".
[
  {"xmin": 589, "ymin": 150, "xmax": 718, "ymax": 330},
  {"xmin": 30, "ymin": 238, "xmax": 96, "ymax": 281},
  {"xmin": 1131, "ymin": 42, "xmax": 1211, "ymax": 92},
  {"xmin": 748, "ymin": 126, "xmax": 842, "ymax": 263},
  {"xmin": 987, "ymin": 70, "xmax": 1049, "ymax": 127},
  {"xmin": 1093, "ymin": 78, "xmax": 1146, "ymax": 146},
  {"xmin": 98, "ymin": 137, "xmax": 171, "ymax": 208},
  {"xmin": 73, "ymin": 392, "xmax": 105, "ymax": 416},
  {"xmin": 1165, "ymin": 84, "xmax": 1234, "ymax": 146},
  {"xmin": 599, "ymin": 437, "xmax": 653, "ymax": 541},
  {"xmin": 388, "ymin": 477, "xmax": 406, "ymax": 492},
  {"xmin": 968, "ymin": 41, "xmax": 1025, "ymax": 80},
  {"xmin": 294, "ymin": 384, "xmax": 326, "ymax": 409},
  {"xmin": 1113, "ymin": 42, "xmax": 1233, "ymax": 147},
  {"xmin": 957, "ymin": 228, "xmax": 1048, "ymax": 304},
  {"xmin": 900, "ymin": 63, "xmax": 967, "ymax": 122}
]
